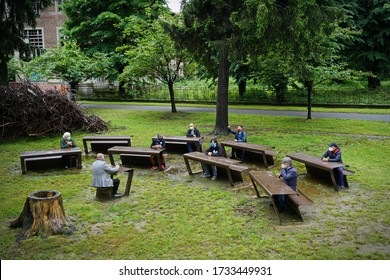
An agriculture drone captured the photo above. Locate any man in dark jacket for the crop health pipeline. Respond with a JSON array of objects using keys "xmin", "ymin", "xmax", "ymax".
[
  {"xmin": 275, "ymin": 157, "xmax": 298, "ymax": 211},
  {"xmin": 201, "ymin": 139, "xmax": 222, "ymax": 180},
  {"xmin": 322, "ymin": 142, "xmax": 344, "ymax": 190},
  {"xmin": 227, "ymin": 125, "xmax": 246, "ymax": 160},
  {"xmin": 186, "ymin": 123, "xmax": 201, "ymax": 152},
  {"xmin": 150, "ymin": 134, "xmax": 166, "ymax": 170}
]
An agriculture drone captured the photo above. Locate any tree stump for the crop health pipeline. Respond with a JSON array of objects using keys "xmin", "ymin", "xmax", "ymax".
[{"xmin": 10, "ymin": 190, "xmax": 76, "ymax": 241}]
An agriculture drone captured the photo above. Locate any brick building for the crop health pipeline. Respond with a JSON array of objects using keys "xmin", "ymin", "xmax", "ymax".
[{"xmin": 24, "ymin": 0, "xmax": 67, "ymax": 49}]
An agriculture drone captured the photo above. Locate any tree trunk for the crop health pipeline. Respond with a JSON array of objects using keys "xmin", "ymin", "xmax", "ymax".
[
  {"xmin": 10, "ymin": 190, "xmax": 75, "ymax": 241},
  {"xmin": 238, "ymin": 79, "xmax": 246, "ymax": 98},
  {"xmin": 0, "ymin": 53, "xmax": 9, "ymax": 86},
  {"xmin": 368, "ymin": 76, "xmax": 381, "ymax": 89},
  {"xmin": 305, "ymin": 81, "xmax": 314, "ymax": 120},
  {"xmin": 168, "ymin": 80, "xmax": 177, "ymax": 113},
  {"xmin": 213, "ymin": 39, "xmax": 229, "ymax": 135},
  {"xmin": 119, "ymin": 80, "xmax": 126, "ymax": 95},
  {"xmin": 275, "ymin": 77, "xmax": 288, "ymax": 103},
  {"xmin": 69, "ymin": 81, "xmax": 78, "ymax": 91}
]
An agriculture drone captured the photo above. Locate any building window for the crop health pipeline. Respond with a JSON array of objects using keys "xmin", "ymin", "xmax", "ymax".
[{"xmin": 24, "ymin": 29, "xmax": 44, "ymax": 49}]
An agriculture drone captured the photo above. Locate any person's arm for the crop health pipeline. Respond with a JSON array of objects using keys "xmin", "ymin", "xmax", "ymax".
[
  {"xmin": 186, "ymin": 129, "xmax": 193, "ymax": 137},
  {"xmin": 212, "ymin": 145, "xmax": 223, "ymax": 156},
  {"xmin": 321, "ymin": 150, "xmax": 329, "ymax": 159},
  {"xmin": 103, "ymin": 163, "xmax": 119, "ymax": 174},
  {"xmin": 281, "ymin": 168, "xmax": 298, "ymax": 181},
  {"xmin": 60, "ymin": 139, "xmax": 70, "ymax": 148},
  {"xmin": 328, "ymin": 151, "xmax": 342, "ymax": 162},
  {"xmin": 70, "ymin": 139, "xmax": 77, "ymax": 147},
  {"xmin": 205, "ymin": 147, "xmax": 211, "ymax": 155}
]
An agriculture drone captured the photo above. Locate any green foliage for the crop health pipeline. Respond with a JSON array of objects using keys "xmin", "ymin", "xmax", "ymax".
[
  {"xmin": 24, "ymin": 42, "xmax": 116, "ymax": 88},
  {"xmin": 0, "ymin": 0, "xmax": 52, "ymax": 85}
]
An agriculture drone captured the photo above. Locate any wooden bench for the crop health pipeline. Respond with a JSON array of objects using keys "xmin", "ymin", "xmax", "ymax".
[
  {"xmin": 108, "ymin": 146, "xmax": 166, "ymax": 170},
  {"xmin": 83, "ymin": 136, "xmax": 132, "ymax": 154},
  {"xmin": 249, "ymin": 170, "xmax": 310, "ymax": 224},
  {"xmin": 220, "ymin": 141, "xmax": 278, "ymax": 167},
  {"xmin": 163, "ymin": 136, "xmax": 203, "ymax": 153},
  {"xmin": 286, "ymin": 190, "xmax": 313, "ymax": 222},
  {"xmin": 20, "ymin": 148, "xmax": 82, "ymax": 174},
  {"xmin": 183, "ymin": 151, "xmax": 249, "ymax": 186},
  {"xmin": 287, "ymin": 152, "xmax": 354, "ymax": 189}
]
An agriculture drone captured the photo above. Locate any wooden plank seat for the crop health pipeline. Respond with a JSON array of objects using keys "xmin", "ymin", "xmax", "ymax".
[
  {"xmin": 90, "ymin": 140, "xmax": 129, "ymax": 153},
  {"xmin": 287, "ymin": 152, "xmax": 354, "ymax": 189},
  {"xmin": 286, "ymin": 190, "xmax": 313, "ymax": 222},
  {"xmin": 120, "ymin": 153, "xmax": 152, "ymax": 166},
  {"xmin": 25, "ymin": 155, "xmax": 63, "ymax": 171},
  {"xmin": 108, "ymin": 146, "xmax": 166, "ymax": 170},
  {"xmin": 183, "ymin": 152, "xmax": 249, "ymax": 186},
  {"xmin": 82, "ymin": 136, "xmax": 132, "ymax": 154},
  {"xmin": 220, "ymin": 141, "xmax": 278, "ymax": 167},
  {"xmin": 20, "ymin": 148, "xmax": 82, "ymax": 174},
  {"xmin": 163, "ymin": 136, "xmax": 203, "ymax": 153}
]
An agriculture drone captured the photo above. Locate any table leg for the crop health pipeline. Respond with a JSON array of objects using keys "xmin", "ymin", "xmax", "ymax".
[
  {"xmin": 270, "ymin": 196, "xmax": 282, "ymax": 225},
  {"xmin": 77, "ymin": 152, "xmax": 82, "ymax": 169},
  {"xmin": 124, "ymin": 169, "xmax": 134, "ymax": 197},
  {"xmin": 250, "ymin": 177, "xmax": 261, "ymax": 198},
  {"xmin": 83, "ymin": 140, "xmax": 89, "ymax": 154},
  {"xmin": 184, "ymin": 157, "xmax": 193, "ymax": 175},
  {"xmin": 226, "ymin": 168, "xmax": 234, "ymax": 186},
  {"xmin": 261, "ymin": 152, "xmax": 269, "ymax": 168},
  {"xmin": 20, "ymin": 157, "xmax": 26, "ymax": 174},
  {"xmin": 157, "ymin": 152, "xmax": 163, "ymax": 170},
  {"xmin": 109, "ymin": 153, "xmax": 115, "ymax": 166},
  {"xmin": 329, "ymin": 170, "xmax": 338, "ymax": 188}
]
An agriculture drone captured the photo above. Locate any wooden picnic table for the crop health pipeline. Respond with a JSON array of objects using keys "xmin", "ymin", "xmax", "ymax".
[
  {"xmin": 163, "ymin": 136, "xmax": 203, "ymax": 153},
  {"xmin": 20, "ymin": 147, "xmax": 82, "ymax": 174},
  {"xmin": 249, "ymin": 170, "xmax": 298, "ymax": 224},
  {"xmin": 183, "ymin": 151, "xmax": 248, "ymax": 186},
  {"xmin": 82, "ymin": 135, "xmax": 132, "ymax": 154},
  {"xmin": 107, "ymin": 146, "xmax": 166, "ymax": 171},
  {"xmin": 220, "ymin": 141, "xmax": 277, "ymax": 167},
  {"xmin": 287, "ymin": 152, "xmax": 348, "ymax": 188}
]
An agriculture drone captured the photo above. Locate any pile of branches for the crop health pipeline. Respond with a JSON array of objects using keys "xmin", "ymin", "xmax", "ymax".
[{"xmin": 0, "ymin": 82, "xmax": 108, "ymax": 141}]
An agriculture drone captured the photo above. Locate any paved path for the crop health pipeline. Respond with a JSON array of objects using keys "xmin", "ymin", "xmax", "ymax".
[{"xmin": 83, "ymin": 104, "xmax": 390, "ymax": 122}]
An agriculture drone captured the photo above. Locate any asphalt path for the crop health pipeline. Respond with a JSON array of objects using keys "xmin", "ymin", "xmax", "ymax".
[{"xmin": 82, "ymin": 104, "xmax": 390, "ymax": 122}]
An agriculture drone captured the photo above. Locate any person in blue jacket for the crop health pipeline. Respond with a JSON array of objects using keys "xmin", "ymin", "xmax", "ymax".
[
  {"xmin": 201, "ymin": 139, "xmax": 222, "ymax": 180},
  {"xmin": 227, "ymin": 125, "xmax": 247, "ymax": 160},
  {"xmin": 150, "ymin": 134, "xmax": 167, "ymax": 170},
  {"xmin": 322, "ymin": 142, "xmax": 344, "ymax": 190},
  {"xmin": 275, "ymin": 157, "xmax": 298, "ymax": 211}
]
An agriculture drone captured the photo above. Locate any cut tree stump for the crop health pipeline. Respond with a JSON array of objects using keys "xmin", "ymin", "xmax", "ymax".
[{"xmin": 10, "ymin": 190, "xmax": 76, "ymax": 241}]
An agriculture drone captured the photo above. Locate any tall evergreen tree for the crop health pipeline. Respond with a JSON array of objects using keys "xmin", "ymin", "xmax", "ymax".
[{"xmin": 0, "ymin": 0, "xmax": 52, "ymax": 85}]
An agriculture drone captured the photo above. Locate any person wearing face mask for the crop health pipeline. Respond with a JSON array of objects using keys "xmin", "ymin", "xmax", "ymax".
[
  {"xmin": 201, "ymin": 139, "xmax": 222, "ymax": 180},
  {"xmin": 60, "ymin": 132, "xmax": 77, "ymax": 168},
  {"xmin": 150, "ymin": 134, "xmax": 167, "ymax": 170},
  {"xmin": 322, "ymin": 142, "xmax": 344, "ymax": 190},
  {"xmin": 227, "ymin": 125, "xmax": 247, "ymax": 160},
  {"xmin": 275, "ymin": 157, "xmax": 298, "ymax": 211},
  {"xmin": 186, "ymin": 123, "xmax": 201, "ymax": 152}
]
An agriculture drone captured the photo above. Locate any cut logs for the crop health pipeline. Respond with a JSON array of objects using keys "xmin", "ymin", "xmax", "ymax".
[{"xmin": 10, "ymin": 190, "xmax": 76, "ymax": 241}]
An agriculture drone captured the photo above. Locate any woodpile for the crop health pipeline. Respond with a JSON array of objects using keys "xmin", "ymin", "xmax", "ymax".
[{"xmin": 0, "ymin": 82, "xmax": 108, "ymax": 140}]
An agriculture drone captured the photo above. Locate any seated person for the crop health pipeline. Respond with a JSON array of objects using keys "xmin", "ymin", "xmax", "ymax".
[
  {"xmin": 60, "ymin": 132, "xmax": 77, "ymax": 168},
  {"xmin": 227, "ymin": 125, "xmax": 247, "ymax": 160},
  {"xmin": 275, "ymin": 157, "xmax": 298, "ymax": 211},
  {"xmin": 201, "ymin": 139, "xmax": 222, "ymax": 180},
  {"xmin": 150, "ymin": 134, "xmax": 167, "ymax": 170},
  {"xmin": 322, "ymin": 142, "xmax": 344, "ymax": 191},
  {"xmin": 186, "ymin": 123, "xmax": 201, "ymax": 152},
  {"xmin": 91, "ymin": 153, "xmax": 121, "ymax": 198}
]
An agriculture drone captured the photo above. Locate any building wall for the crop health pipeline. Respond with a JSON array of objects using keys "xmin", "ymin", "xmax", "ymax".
[{"xmin": 25, "ymin": 0, "xmax": 67, "ymax": 49}]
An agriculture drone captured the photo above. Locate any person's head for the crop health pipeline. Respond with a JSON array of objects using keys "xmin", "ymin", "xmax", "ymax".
[
  {"xmin": 282, "ymin": 157, "xmax": 293, "ymax": 168},
  {"xmin": 210, "ymin": 138, "xmax": 218, "ymax": 147},
  {"xmin": 189, "ymin": 123, "xmax": 194, "ymax": 130},
  {"xmin": 157, "ymin": 134, "xmax": 163, "ymax": 140},
  {"xmin": 96, "ymin": 153, "xmax": 105, "ymax": 160},
  {"xmin": 328, "ymin": 142, "xmax": 339, "ymax": 152},
  {"xmin": 237, "ymin": 125, "xmax": 243, "ymax": 132},
  {"xmin": 63, "ymin": 132, "xmax": 71, "ymax": 140}
]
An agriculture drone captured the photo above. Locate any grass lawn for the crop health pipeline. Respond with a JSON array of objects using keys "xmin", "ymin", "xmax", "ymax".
[{"xmin": 0, "ymin": 108, "xmax": 389, "ymax": 260}]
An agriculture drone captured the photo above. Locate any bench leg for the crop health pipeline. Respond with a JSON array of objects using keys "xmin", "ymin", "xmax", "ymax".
[
  {"xmin": 124, "ymin": 169, "xmax": 134, "ymax": 197},
  {"xmin": 184, "ymin": 158, "xmax": 193, "ymax": 175},
  {"xmin": 226, "ymin": 168, "xmax": 234, "ymax": 186},
  {"xmin": 261, "ymin": 152, "xmax": 269, "ymax": 168},
  {"xmin": 270, "ymin": 196, "xmax": 282, "ymax": 225},
  {"xmin": 83, "ymin": 140, "xmax": 89, "ymax": 154},
  {"xmin": 250, "ymin": 178, "xmax": 261, "ymax": 198},
  {"xmin": 21, "ymin": 158, "xmax": 26, "ymax": 174}
]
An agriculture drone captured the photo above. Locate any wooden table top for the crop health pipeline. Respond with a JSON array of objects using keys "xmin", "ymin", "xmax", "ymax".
[
  {"xmin": 164, "ymin": 136, "xmax": 203, "ymax": 142},
  {"xmin": 83, "ymin": 136, "xmax": 132, "ymax": 140},
  {"xmin": 287, "ymin": 152, "xmax": 344, "ymax": 170},
  {"xmin": 221, "ymin": 141, "xmax": 274, "ymax": 151},
  {"xmin": 249, "ymin": 170, "xmax": 297, "ymax": 196},
  {"xmin": 108, "ymin": 146, "xmax": 165, "ymax": 155},
  {"xmin": 20, "ymin": 147, "xmax": 82, "ymax": 158}
]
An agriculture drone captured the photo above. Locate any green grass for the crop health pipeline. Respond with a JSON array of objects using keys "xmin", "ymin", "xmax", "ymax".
[{"xmin": 0, "ymin": 108, "xmax": 389, "ymax": 260}]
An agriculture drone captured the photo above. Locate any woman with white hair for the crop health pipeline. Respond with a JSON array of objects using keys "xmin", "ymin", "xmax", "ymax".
[
  {"xmin": 60, "ymin": 132, "xmax": 77, "ymax": 168},
  {"xmin": 275, "ymin": 157, "xmax": 298, "ymax": 211}
]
